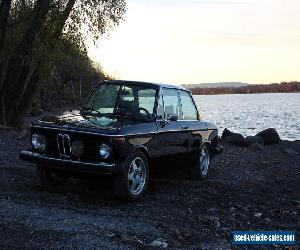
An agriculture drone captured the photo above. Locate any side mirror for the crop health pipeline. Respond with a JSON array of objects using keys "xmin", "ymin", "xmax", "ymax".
[{"xmin": 167, "ymin": 114, "xmax": 178, "ymax": 122}]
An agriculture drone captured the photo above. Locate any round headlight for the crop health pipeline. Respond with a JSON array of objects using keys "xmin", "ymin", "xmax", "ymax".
[
  {"xmin": 99, "ymin": 143, "xmax": 111, "ymax": 159},
  {"xmin": 71, "ymin": 140, "xmax": 84, "ymax": 158},
  {"xmin": 31, "ymin": 133, "xmax": 46, "ymax": 153}
]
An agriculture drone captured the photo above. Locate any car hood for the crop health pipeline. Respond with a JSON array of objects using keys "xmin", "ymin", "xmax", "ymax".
[{"xmin": 33, "ymin": 112, "xmax": 138, "ymax": 131}]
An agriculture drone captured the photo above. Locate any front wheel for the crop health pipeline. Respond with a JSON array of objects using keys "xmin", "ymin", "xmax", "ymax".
[
  {"xmin": 190, "ymin": 144, "xmax": 210, "ymax": 180},
  {"xmin": 113, "ymin": 151, "xmax": 149, "ymax": 201}
]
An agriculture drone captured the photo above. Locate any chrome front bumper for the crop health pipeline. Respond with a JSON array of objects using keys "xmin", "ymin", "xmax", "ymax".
[{"xmin": 19, "ymin": 151, "xmax": 120, "ymax": 175}]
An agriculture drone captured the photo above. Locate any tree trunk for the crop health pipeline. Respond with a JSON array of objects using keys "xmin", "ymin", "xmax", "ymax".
[
  {"xmin": 0, "ymin": 0, "xmax": 50, "ymax": 127},
  {"xmin": 0, "ymin": 0, "xmax": 12, "ymax": 46},
  {"xmin": 0, "ymin": 0, "xmax": 77, "ymax": 127},
  {"xmin": 0, "ymin": 0, "xmax": 12, "ymax": 94}
]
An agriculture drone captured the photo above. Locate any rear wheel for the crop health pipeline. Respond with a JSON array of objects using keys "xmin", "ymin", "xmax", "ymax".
[
  {"xmin": 113, "ymin": 151, "xmax": 149, "ymax": 201},
  {"xmin": 190, "ymin": 144, "xmax": 210, "ymax": 180},
  {"xmin": 36, "ymin": 165, "xmax": 68, "ymax": 186}
]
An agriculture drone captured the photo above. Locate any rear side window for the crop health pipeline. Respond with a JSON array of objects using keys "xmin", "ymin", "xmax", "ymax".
[
  {"xmin": 179, "ymin": 90, "xmax": 198, "ymax": 120},
  {"xmin": 162, "ymin": 88, "xmax": 182, "ymax": 119}
]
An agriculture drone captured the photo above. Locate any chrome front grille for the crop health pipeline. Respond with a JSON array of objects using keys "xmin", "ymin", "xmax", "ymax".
[{"xmin": 57, "ymin": 133, "xmax": 71, "ymax": 157}]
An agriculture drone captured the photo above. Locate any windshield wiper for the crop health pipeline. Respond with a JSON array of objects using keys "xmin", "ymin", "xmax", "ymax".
[
  {"xmin": 80, "ymin": 107, "xmax": 102, "ymax": 116},
  {"xmin": 108, "ymin": 112, "xmax": 149, "ymax": 122}
]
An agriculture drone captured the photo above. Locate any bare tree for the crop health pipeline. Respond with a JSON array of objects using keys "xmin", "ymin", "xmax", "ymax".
[{"xmin": 0, "ymin": 0, "xmax": 51, "ymax": 126}]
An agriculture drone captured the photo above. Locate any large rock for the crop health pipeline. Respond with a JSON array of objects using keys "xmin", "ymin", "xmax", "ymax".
[
  {"xmin": 244, "ymin": 136, "xmax": 264, "ymax": 146},
  {"xmin": 256, "ymin": 128, "xmax": 280, "ymax": 145},
  {"xmin": 221, "ymin": 128, "xmax": 245, "ymax": 146}
]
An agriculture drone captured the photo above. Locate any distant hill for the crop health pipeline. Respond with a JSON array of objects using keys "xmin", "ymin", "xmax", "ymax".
[
  {"xmin": 188, "ymin": 81, "xmax": 300, "ymax": 95},
  {"xmin": 182, "ymin": 82, "xmax": 249, "ymax": 89}
]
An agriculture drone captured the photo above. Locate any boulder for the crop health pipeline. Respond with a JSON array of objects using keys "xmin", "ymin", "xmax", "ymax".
[
  {"xmin": 221, "ymin": 128, "xmax": 245, "ymax": 146},
  {"xmin": 244, "ymin": 136, "xmax": 264, "ymax": 146},
  {"xmin": 256, "ymin": 128, "xmax": 280, "ymax": 145},
  {"xmin": 221, "ymin": 128, "xmax": 233, "ymax": 138}
]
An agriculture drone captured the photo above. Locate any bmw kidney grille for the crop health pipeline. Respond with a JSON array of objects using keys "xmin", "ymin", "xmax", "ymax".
[{"xmin": 57, "ymin": 133, "xmax": 71, "ymax": 157}]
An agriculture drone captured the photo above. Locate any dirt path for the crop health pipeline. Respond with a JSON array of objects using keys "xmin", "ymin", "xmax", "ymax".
[{"xmin": 0, "ymin": 128, "xmax": 299, "ymax": 249}]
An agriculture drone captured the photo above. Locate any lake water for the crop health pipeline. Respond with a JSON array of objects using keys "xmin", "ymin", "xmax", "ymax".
[{"xmin": 194, "ymin": 93, "xmax": 300, "ymax": 141}]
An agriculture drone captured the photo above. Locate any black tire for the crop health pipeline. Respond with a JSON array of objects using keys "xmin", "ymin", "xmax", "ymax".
[
  {"xmin": 36, "ymin": 165, "xmax": 68, "ymax": 186},
  {"xmin": 113, "ymin": 150, "xmax": 149, "ymax": 201},
  {"xmin": 190, "ymin": 144, "xmax": 210, "ymax": 180}
]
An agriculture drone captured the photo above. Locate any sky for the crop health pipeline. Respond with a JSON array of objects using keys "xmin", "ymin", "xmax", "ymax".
[{"xmin": 88, "ymin": 0, "xmax": 300, "ymax": 85}]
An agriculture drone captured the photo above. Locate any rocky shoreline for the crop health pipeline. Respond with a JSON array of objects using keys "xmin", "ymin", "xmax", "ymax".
[
  {"xmin": 221, "ymin": 127, "xmax": 281, "ymax": 147},
  {"xmin": 0, "ymin": 112, "xmax": 299, "ymax": 249}
]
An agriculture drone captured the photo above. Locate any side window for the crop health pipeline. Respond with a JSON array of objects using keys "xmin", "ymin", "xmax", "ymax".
[
  {"xmin": 179, "ymin": 90, "xmax": 198, "ymax": 120},
  {"xmin": 157, "ymin": 90, "xmax": 164, "ymax": 119},
  {"xmin": 120, "ymin": 86, "xmax": 134, "ymax": 101},
  {"xmin": 138, "ymin": 88, "xmax": 156, "ymax": 115},
  {"xmin": 162, "ymin": 88, "xmax": 182, "ymax": 119}
]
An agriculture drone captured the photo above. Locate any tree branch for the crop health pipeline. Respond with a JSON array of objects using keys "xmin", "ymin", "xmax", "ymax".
[{"xmin": 53, "ymin": 0, "xmax": 76, "ymax": 39}]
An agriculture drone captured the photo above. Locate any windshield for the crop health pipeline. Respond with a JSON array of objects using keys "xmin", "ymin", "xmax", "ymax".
[{"xmin": 82, "ymin": 83, "xmax": 158, "ymax": 121}]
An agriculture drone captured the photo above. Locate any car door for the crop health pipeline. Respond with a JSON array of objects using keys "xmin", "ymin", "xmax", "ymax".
[
  {"xmin": 178, "ymin": 90, "xmax": 208, "ymax": 154},
  {"xmin": 156, "ymin": 87, "xmax": 189, "ymax": 157}
]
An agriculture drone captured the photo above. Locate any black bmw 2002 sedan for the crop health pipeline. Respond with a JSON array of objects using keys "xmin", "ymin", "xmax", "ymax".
[{"xmin": 20, "ymin": 80, "xmax": 222, "ymax": 200}]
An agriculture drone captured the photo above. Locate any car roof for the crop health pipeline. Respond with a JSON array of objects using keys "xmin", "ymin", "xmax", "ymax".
[{"xmin": 103, "ymin": 80, "xmax": 190, "ymax": 92}]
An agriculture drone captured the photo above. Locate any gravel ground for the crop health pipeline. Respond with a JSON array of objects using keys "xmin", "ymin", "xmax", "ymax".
[{"xmin": 0, "ymin": 121, "xmax": 299, "ymax": 249}]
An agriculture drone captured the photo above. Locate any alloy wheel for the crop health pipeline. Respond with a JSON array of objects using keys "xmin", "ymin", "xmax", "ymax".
[
  {"xmin": 128, "ymin": 157, "xmax": 147, "ymax": 195},
  {"xmin": 200, "ymin": 146, "xmax": 209, "ymax": 176}
]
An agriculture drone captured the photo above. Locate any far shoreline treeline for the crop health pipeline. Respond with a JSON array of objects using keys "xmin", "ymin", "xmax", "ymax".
[{"xmin": 189, "ymin": 81, "xmax": 300, "ymax": 95}]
